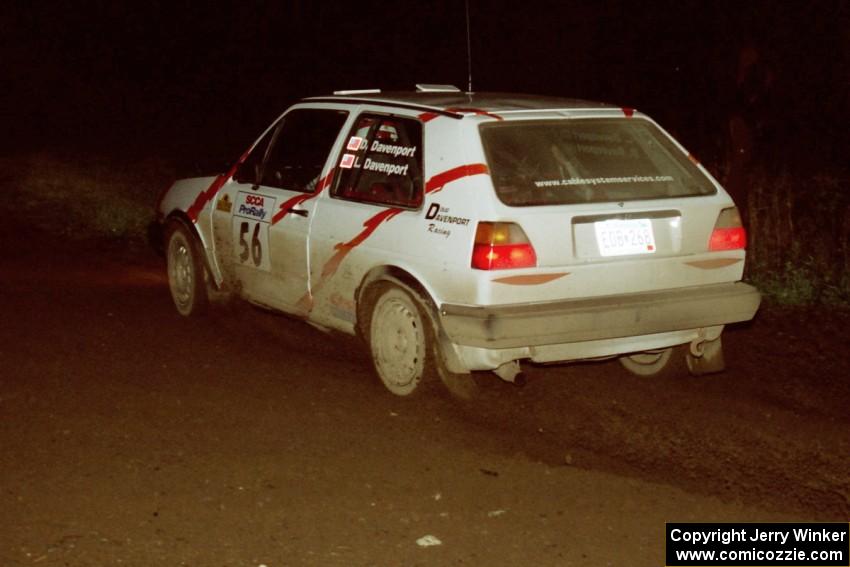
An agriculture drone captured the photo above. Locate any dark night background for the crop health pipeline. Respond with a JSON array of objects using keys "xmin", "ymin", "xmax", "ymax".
[
  {"xmin": 3, "ymin": 0, "xmax": 848, "ymax": 176},
  {"xmin": 4, "ymin": 5, "xmax": 850, "ymax": 561}
]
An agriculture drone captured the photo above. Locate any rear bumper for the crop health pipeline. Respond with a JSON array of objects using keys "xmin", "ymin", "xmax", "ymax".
[{"xmin": 438, "ymin": 282, "xmax": 760, "ymax": 349}]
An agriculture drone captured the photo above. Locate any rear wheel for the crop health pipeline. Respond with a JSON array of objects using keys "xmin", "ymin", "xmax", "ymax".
[
  {"xmin": 369, "ymin": 285, "xmax": 429, "ymax": 396},
  {"xmin": 366, "ymin": 282, "xmax": 480, "ymax": 399},
  {"xmin": 166, "ymin": 222, "xmax": 208, "ymax": 317}
]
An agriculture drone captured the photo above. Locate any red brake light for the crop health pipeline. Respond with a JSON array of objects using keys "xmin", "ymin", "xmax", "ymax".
[
  {"xmin": 709, "ymin": 227, "xmax": 747, "ymax": 250},
  {"xmin": 709, "ymin": 207, "xmax": 747, "ymax": 251},
  {"xmin": 472, "ymin": 222, "xmax": 537, "ymax": 270}
]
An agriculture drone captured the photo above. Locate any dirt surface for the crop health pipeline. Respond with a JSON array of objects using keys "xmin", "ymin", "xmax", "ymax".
[{"xmin": 1, "ymin": 223, "xmax": 848, "ymax": 566}]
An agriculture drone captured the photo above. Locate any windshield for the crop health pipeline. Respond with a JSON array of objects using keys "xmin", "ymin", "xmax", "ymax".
[{"xmin": 480, "ymin": 118, "xmax": 716, "ymax": 206}]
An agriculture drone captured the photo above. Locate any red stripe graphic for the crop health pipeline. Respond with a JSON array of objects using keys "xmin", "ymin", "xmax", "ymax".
[
  {"xmin": 418, "ymin": 108, "xmax": 503, "ymax": 123},
  {"xmin": 296, "ymin": 207, "xmax": 404, "ymax": 313},
  {"xmin": 321, "ymin": 207, "xmax": 404, "ymax": 280},
  {"xmin": 622, "ymin": 107, "xmax": 635, "ymax": 118},
  {"xmin": 425, "ymin": 163, "xmax": 489, "ymax": 194},
  {"xmin": 271, "ymin": 168, "xmax": 336, "ymax": 225},
  {"xmin": 187, "ymin": 147, "xmax": 252, "ymax": 223},
  {"xmin": 294, "ymin": 163, "xmax": 488, "ymax": 313},
  {"xmin": 445, "ymin": 107, "xmax": 503, "ymax": 121}
]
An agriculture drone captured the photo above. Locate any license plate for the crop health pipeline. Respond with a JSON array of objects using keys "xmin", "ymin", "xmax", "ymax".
[{"xmin": 594, "ymin": 218, "xmax": 656, "ymax": 257}]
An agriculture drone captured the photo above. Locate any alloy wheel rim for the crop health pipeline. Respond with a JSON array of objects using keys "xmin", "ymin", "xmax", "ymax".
[
  {"xmin": 374, "ymin": 296, "xmax": 423, "ymax": 390},
  {"xmin": 168, "ymin": 237, "xmax": 193, "ymax": 309}
]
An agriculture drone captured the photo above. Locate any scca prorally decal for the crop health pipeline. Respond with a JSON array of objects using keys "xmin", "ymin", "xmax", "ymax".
[
  {"xmin": 425, "ymin": 163, "xmax": 489, "ymax": 194},
  {"xmin": 187, "ymin": 147, "xmax": 252, "ymax": 223},
  {"xmin": 296, "ymin": 207, "xmax": 404, "ymax": 313},
  {"xmin": 234, "ymin": 192, "xmax": 275, "ymax": 222},
  {"xmin": 271, "ymin": 168, "xmax": 336, "ymax": 225}
]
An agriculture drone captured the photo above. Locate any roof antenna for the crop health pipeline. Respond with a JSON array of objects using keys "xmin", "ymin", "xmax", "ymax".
[{"xmin": 465, "ymin": 0, "xmax": 473, "ymax": 93}]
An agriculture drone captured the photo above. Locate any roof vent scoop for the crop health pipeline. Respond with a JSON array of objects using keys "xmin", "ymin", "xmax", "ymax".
[{"xmin": 415, "ymin": 84, "xmax": 462, "ymax": 93}]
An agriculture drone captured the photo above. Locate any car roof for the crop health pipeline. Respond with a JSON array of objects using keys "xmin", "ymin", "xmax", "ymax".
[{"xmin": 302, "ymin": 91, "xmax": 618, "ymax": 118}]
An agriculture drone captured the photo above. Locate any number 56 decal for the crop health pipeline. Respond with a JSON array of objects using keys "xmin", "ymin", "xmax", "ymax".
[
  {"xmin": 233, "ymin": 220, "xmax": 272, "ymax": 270},
  {"xmin": 232, "ymin": 191, "xmax": 276, "ymax": 271}
]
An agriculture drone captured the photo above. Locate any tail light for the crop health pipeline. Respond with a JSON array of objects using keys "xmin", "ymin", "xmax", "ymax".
[
  {"xmin": 709, "ymin": 207, "xmax": 747, "ymax": 251},
  {"xmin": 472, "ymin": 222, "xmax": 537, "ymax": 270}
]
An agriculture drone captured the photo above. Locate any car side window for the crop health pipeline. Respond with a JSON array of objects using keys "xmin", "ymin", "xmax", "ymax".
[
  {"xmin": 259, "ymin": 109, "xmax": 349, "ymax": 192},
  {"xmin": 234, "ymin": 125, "xmax": 277, "ymax": 186},
  {"xmin": 332, "ymin": 114, "xmax": 423, "ymax": 208}
]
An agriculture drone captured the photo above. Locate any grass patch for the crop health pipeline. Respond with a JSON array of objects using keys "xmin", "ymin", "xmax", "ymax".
[
  {"xmin": 2, "ymin": 152, "xmax": 176, "ymax": 242},
  {"xmin": 745, "ymin": 168, "xmax": 850, "ymax": 306}
]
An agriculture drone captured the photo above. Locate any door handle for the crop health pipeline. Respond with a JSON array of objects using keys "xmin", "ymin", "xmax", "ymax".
[{"xmin": 288, "ymin": 208, "xmax": 308, "ymax": 218}]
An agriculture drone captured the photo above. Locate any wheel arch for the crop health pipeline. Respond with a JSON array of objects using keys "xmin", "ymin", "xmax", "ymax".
[
  {"xmin": 354, "ymin": 265, "xmax": 466, "ymax": 374},
  {"xmin": 164, "ymin": 211, "xmax": 222, "ymax": 291},
  {"xmin": 355, "ymin": 266, "xmax": 428, "ymax": 334}
]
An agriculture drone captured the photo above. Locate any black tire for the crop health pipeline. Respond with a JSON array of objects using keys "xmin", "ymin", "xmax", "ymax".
[
  {"xmin": 367, "ymin": 283, "xmax": 431, "ymax": 397},
  {"xmin": 165, "ymin": 221, "xmax": 209, "ymax": 317},
  {"xmin": 364, "ymin": 281, "xmax": 480, "ymax": 399},
  {"xmin": 434, "ymin": 351, "xmax": 482, "ymax": 401}
]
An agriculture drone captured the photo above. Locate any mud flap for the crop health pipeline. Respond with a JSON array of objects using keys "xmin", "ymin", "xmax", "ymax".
[{"xmin": 686, "ymin": 336, "xmax": 725, "ymax": 375}]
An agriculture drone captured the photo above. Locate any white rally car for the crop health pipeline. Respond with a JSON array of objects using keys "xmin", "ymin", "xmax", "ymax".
[{"xmin": 156, "ymin": 85, "xmax": 760, "ymax": 398}]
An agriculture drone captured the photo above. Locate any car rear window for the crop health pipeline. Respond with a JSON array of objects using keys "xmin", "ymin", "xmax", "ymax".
[{"xmin": 480, "ymin": 118, "xmax": 716, "ymax": 206}]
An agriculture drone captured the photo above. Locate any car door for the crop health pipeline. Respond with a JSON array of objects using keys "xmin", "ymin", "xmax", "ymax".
[
  {"xmin": 213, "ymin": 106, "xmax": 349, "ymax": 311},
  {"xmin": 305, "ymin": 112, "xmax": 426, "ymax": 329}
]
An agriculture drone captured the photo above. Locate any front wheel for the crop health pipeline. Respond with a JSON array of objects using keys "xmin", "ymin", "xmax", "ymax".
[{"xmin": 165, "ymin": 222, "xmax": 209, "ymax": 317}]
